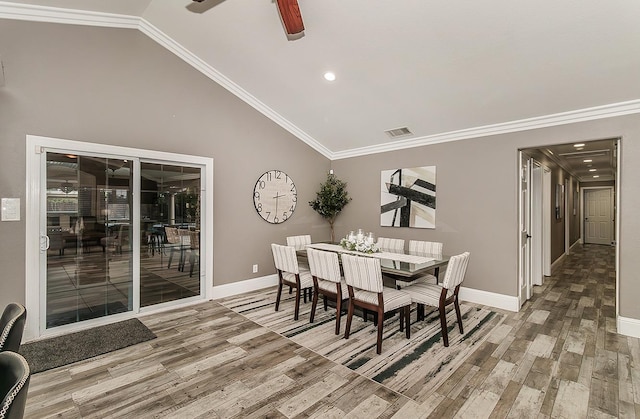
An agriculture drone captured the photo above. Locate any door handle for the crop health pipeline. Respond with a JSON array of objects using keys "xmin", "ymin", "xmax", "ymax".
[{"xmin": 40, "ymin": 235, "xmax": 50, "ymax": 251}]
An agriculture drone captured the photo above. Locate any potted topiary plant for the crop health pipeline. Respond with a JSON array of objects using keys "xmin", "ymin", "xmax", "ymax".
[{"xmin": 309, "ymin": 173, "xmax": 352, "ymax": 242}]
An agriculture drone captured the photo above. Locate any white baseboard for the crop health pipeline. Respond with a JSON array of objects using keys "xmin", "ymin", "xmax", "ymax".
[
  {"xmin": 212, "ymin": 274, "xmax": 279, "ymax": 300},
  {"xmin": 459, "ymin": 287, "xmax": 520, "ymax": 312},
  {"xmin": 617, "ymin": 316, "xmax": 640, "ymax": 338}
]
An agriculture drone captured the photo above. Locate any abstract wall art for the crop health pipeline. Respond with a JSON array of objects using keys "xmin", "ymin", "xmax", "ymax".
[{"xmin": 380, "ymin": 166, "xmax": 436, "ymax": 228}]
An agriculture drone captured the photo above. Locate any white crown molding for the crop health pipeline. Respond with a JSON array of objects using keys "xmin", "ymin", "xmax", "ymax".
[
  {"xmin": 332, "ymin": 99, "xmax": 640, "ymax": 160},
  {"xmin": 2, "ymin": 2, "xmax": 639, "ymax": 162},
  {"xmin": 0, "ymin": 1, "xmax": 139, "ymax": 28}
]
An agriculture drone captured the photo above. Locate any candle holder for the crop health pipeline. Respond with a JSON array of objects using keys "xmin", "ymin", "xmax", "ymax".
[{"xmin": 339, "ymin": 229, "xmax": 379, "ymax": 254}]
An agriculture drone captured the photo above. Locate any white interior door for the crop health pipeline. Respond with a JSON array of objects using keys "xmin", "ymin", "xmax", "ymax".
[
  {"xmin": 518, "ymin": 152, "xmax": 532, "ymax": 306},
  {"xmin": 531, "ymin": 162, "xmax": 543, "ymax": 286},
  {"xmin": 584, "ymin": 188, "xmax": 613, "ymax": 245}
]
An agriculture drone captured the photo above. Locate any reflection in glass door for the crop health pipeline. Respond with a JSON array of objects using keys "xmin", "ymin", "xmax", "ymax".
[
  {"xmin": 45, "ymin": 153, "xmax": 133, "ymax": 328},
  {"xmin": 140, "ymin": 163, "xmax": 201, "ymax": 307}
]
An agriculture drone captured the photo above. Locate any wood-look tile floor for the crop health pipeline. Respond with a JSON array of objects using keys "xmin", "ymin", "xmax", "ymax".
[{"xmin": 25, "ymin": 244, "xmax": 640, "ymax": 418}]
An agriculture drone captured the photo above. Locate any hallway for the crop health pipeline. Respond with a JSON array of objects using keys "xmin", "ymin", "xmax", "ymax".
[{"xmin": 428, "ymin": 243, "xmax": 634, "ymax": 417}]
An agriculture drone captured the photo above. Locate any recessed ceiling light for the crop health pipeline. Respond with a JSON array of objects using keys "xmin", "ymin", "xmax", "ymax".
[
  {"xmin": 574, "ymin": 143, "xmax": 585, "ymax": 148},
  {"xmin": 589, "ymin": 169, "xmax": 597, "ymax": 172},
  {"xmin": 593, "ymin": 175, "xmax": 600, "ymax": 178},
  {"xmin": 583, "ymin": 159, "xmax": 592, "ymax": 163},
  {"xmin": 323, "ymin": 72, "xmax": 336, "ymax": 81}
]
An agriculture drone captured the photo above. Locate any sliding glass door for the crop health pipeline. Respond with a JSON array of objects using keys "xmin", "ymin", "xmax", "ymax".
[
  {"xmin": 139, "ymin": 162, "xmax": 201, "ymax": 307},
  {"xmin": 45, "ymin": 152, "xmax": 133, "ymax": 328},
  {"xmin": 39, "ymin": 146, "xmax": 206, "ymax": 333}
]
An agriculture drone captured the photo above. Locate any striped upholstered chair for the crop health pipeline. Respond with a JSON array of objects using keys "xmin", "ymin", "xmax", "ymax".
[
  {"xmin": 285, "ymin": 235, "xmax": 312, "ymax": 295},
  {"xmin": 286, "ymin": 235, "xmax": 312, "ymax": 250},
  {"xmin": 375, "ymin": 237, "xmax": 405, "ymax": 253},
  {"xmin": 341, "ymin": 254, "xmax": 411, "ymax": 354},
  {"xmin": 401, "ymin": 252, "xmax": 470, "ymax": 347},
  {"xmin": 395, "ymin": 240, "xmax": 444, "ymax": 289},
  {"xmin": 271, "ymin": 244, "xmax": 314, "ymax": 321},
  {"xmin": 307, "ymin": 248, "xmax": 349, "ymax": 335}
]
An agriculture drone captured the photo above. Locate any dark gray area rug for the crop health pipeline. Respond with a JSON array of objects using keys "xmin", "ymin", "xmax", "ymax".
[{"xmin": 20, "ymin": 318, "xmax": 157, "ymax": 374}]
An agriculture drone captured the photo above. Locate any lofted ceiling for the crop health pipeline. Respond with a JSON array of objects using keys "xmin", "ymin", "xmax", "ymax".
[{"xmin": 1, "ymin": 0, "xmax": 640, "ymax": 165}]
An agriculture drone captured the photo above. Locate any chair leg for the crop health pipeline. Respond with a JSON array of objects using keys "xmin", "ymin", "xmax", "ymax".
[
  {"xmin": 310, "ymin": 287, "xmax": 319, "ymax": 323},
  {"xmin": 275, "ymin": 281, "xmax": 283, "ymax": 312},
  {"xmin": 344, "ymin": 300, "xmax": 355, "ymax": 339},
  {"xmin": 294, "ymin": 287, "xmax": 301, "ymax": 320},
  {"xmin": 289, "ymin": 286, "xmax": 293, "ymax": 294},
  {"xmin": 376, "ymin": 308, "xmax": 384, "ymax": 354},
  {"xmin": 335, "ymin": 298, "xmax": 342, "ymax": 335},
  {"xmin": 323, "ymin": 295, "xmax": 328, "ymax": 311},
  {"xmin": 454, "ymin": 298, "xmax": 464, "ymax": 334},
  {"xmin": 404, "ymin": 305, "xmax": 411, "ymax": 339},
  {"xmin": 439, "ymin": 304, "xmax": 449, "ymax": 347}
]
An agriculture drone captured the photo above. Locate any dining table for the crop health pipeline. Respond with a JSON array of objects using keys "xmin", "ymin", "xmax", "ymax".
[{"xmin": 302, "ymin": 242, "xmax": 450, "ymax": 284}]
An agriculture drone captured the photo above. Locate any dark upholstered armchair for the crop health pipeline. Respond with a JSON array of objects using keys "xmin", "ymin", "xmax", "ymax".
[
  {"xmin": 0, "ymin": 303, "xmax": 26, "ymax": 353},
  {"xmin": 0, "ymin": 351, "xmax": 31, "ymax": 419}
]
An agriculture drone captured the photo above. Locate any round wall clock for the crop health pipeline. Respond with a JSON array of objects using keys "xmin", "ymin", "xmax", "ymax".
[{"xmin": 253, "ymin": 170, "xmax": 297, "ymax": 224}]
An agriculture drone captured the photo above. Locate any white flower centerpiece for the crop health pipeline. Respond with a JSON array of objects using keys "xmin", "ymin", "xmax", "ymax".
[{"xmin": 339, "ymin": 229, "xmax": 380, "ymax": 254}]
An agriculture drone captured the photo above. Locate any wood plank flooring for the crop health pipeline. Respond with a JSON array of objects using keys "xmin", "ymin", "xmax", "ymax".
[{"xmin": 24, "ymin": 244, "xmax": 640, "ymax": 418}]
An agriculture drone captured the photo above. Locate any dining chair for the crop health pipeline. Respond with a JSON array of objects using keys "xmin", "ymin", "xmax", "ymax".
[
  {"xmin": 166, "ymin": 227, "xmax": 189, "ymax": 271},
  {"xmin": 341, "ymin": 254, "xmax": 411, "ymax": 354},
  {"xmin": 0, "ymin": 351, "xmax": 31, "ymax": 419},
  {"xmin": 395, "ymin": 240, "xmax": 443, "ymax": 289},
  {"xmin": 286, "ymin": 235, "xmax": 312, "ymax": 250},
  {"xmin": 375, "ymin": 237, "xmax": 405, "ymax": 253},
  {"xmin": 272, "ymin": 243, "xmax": 314, "ymax": 321},
  {"xmin": 0, "ymin": 303, "xmax": 26, "ymax": 353},
  {"xmin": 307, "ymin": 248, "xmax": 349, "ymax": 335},
  {"xmin": 401, "ymin": 252, "xmax": 470, "ymax": 347},
  {"xmin": 188, "ymin": 230, "xmax": 200, "ymax": 277}
]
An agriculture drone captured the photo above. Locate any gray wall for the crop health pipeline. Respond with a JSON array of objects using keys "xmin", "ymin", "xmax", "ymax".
[
  {"xmin": 3, "ymin": 19, "xmax": 640, "ymax": 322},
  {"xmin": 0, "ymin": 19, "xmax": 330, "ymax": 309},
  {"xmin": 331, "ymin": 116, "xmax": 640, "ymax": 319}
]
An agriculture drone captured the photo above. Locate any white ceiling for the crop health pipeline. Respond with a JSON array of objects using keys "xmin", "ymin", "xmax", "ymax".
[{"xmin": 2, "ymin": 0, "xmax": 640, "ymax": 161}]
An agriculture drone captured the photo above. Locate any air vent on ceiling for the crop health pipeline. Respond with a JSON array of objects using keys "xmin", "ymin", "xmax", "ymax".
[{"xmin": 384, "ymin": 127, "xmax": 412, "ymax": 138}]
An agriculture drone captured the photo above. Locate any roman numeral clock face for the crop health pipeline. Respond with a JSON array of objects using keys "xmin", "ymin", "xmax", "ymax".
[{"xmin": 253, "ymin": 170, "xmax": 297, "ymax": 224}]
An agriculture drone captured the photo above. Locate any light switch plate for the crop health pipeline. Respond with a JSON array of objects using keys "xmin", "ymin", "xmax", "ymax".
[{"xmin": 1, "ymin": 198, "xmax": 20, "ymax": 221}]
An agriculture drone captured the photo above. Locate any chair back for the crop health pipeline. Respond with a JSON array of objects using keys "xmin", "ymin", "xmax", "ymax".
[
  {"xmin": 0, "ymin": 351, "xmax": 31, "ymax": 419},
  {"xmin": 271, "ymin": 244, "xmax": 300, "ymax": 274},
  {"xmin": 0, "ymin": 303, "xmax": 26, "ymax": 353},
  {"xmin": 376, "ymin": 237, "xmax": 405, "ymax": 253},
  {"xmin": 341, "ymin": 254, "xmax": 383, "ymax": 293},
  {"xmin": 286, "ymin": 235, "xmax": 311, "ymax": 251},
  {"xmin": 165, "ymin": 227, "xmax": 180, "ymax": 245},
  {"xmin": 409, "ymin": 240, "xmax": 443, "ymax": 257},
  {"xmin": 441, "ymin": 252, "xmax": 470, "ymax": 290},
  {"xmin": 189, "ymin": 230, "xmax": 200, "ymax": 250},
  {"xmin": 307, "ymin": 248, "xmax": 341, "ymax": 283}
]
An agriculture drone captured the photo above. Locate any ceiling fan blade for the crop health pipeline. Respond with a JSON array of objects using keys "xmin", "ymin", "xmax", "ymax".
[{"xmin": 276, "ymin": 0, "xmax": 304, "ymax": 35}]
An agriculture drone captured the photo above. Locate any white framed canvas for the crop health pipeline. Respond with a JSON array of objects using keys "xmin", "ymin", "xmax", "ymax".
[{"xmin": 380, "ymin": 166, "xmax": 436, "ymax": 228}]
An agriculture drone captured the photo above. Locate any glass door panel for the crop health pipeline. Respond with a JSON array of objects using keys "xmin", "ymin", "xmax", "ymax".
[
  {"xmin": 45, "ymin": 153, "xmax": 133, "ymax": 328},
  {"xmin": 140, "ymin": 162, "xmax": 201, "ymax": 307}
]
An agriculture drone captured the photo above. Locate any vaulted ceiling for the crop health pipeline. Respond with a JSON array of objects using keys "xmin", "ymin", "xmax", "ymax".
[{"xmin": 2, "ymin": 0, "xmax": 640, "ymax": 166}]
